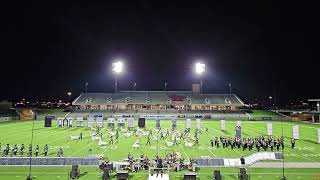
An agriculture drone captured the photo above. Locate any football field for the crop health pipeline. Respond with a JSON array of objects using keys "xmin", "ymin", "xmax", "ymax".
[{"xmin": 0, "ymin": 119, "xmax": 319, "ymax": 179}]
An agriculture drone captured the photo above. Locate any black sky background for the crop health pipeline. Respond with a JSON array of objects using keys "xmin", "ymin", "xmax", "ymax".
[{"xmin": 1, "ymin": 1, "xmax": 319, "ymax": 104}]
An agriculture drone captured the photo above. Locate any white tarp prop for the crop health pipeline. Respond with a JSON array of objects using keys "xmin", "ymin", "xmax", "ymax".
[
  {"xmin": 267, "ymin": 123, "xmax": 273, "ymax": 136},
  {"xmin": 108, "ymin": 118, "xmax": 115, "ymax": 123},
  {"xmin": 292, "ymin": 125, "xmax": 300, "ymax": 139},
  {"xmin": 196, "ymin": 119, "xmax": 201, "ymax": 130},
  {"xmin": 67, "ymin": 118, "xmax": 73, "ymax": 127},
  {"xmin": 87, "ymin": 121, "xmax": 94, "ymax": 128},
  {"xmin": 118, "ymin": 118, "xmax": 125, "ymax": 123},
  {"xmin": 76, "ymin": 117, "xmax": 83, "ymax": 121},
  {"xmin": 186, "ymin": 119, "xmax": 191, "ymax": 129},
  {"xmin": 58, "ymin": 118, "xmax": 64, "ymax": 127},
  {"xmin": 96, "ymin": 121, "xmax": 103, "ymax": 128},
  {"xmin": 96, "ymin": 116, "xmax": 103, "ymax": 122},
  {"xmin": 220, "ymin": 120, "xmax": 226, "ymax": 131},
  {"xmin": 88, "ymin": 116, "xmax": 94, "ymax": 122},
  {"xmin": 127, "ymin": 118, "xmax": 134, "ymax": 128}
]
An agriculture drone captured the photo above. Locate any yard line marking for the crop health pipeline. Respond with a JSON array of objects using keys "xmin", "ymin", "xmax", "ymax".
[
  {"xmin": 201, "ymin": 143, "xmax": 216, "ymax": 157},
  {"xmin": 0, "ymin": 121, "xmax": 33, "ymax": 128},
  {"xmin": 178, "ymin": 143, "xmax": 189, "ymax": 160},
  {"xmin": 71, "ymin": 141, "xmax": 94, "ymax": 156}
]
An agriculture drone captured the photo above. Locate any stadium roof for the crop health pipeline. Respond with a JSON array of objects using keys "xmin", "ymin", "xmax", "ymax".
[
  {"xmin": 72, "ymin": 91, "xmax": 244, "ymax": 106},
  {"xmin": 308, "ymin": 99, "xmax": 320, "ymax": 102}
]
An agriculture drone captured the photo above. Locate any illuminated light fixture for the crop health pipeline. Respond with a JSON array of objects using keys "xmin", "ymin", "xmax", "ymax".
[
  {"xmin": 112, "ymin": 61, "xmax": 123, "ymax": 73},
  {"xmin": 195, "ymin": 62, "xmax": 205, "ymax": 74}
]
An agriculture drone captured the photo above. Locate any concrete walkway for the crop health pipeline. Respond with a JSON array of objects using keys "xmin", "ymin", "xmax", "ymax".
[{"xmin": 250, "ymin": 162, "xmax": 320, "ymax": 168}]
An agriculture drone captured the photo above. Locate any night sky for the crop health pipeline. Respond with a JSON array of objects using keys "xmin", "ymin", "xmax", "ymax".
[{"xmin": 1, "ymin": 1, "xmax": 319, "ymax": 104}]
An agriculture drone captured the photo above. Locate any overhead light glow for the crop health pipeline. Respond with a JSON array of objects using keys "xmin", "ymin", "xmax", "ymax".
[
  {"xmin": 195, "ymin": 62, "xmax": 205, "ymax": 74},
  {"xmin": 112, "ymin": 61, "xmax": 123, "ymax": 73}
]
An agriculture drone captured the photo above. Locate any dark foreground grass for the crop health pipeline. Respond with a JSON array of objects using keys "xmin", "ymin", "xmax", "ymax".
[{"xmin": 0, "ymin": 166, "xmax": 319, "ymax": 180}]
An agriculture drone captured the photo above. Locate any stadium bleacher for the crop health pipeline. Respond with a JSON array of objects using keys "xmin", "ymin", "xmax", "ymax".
[{"xmin": 69, "ymin": 91, "xmax": 247, "ymax": 119}]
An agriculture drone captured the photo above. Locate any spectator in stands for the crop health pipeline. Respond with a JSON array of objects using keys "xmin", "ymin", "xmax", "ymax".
[{"xmin": 44, "ymin": 144, "xmax": 48, "ymax": 156}]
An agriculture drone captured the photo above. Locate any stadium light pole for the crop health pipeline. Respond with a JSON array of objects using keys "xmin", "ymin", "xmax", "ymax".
[
  {"xmin": 133, "ymin": 82, "xmax": 136, "ymax": 91},
  {"xmin": 67, "ymin": 92, "xmax": 72, "ymax": 105},
  {"xmin": 112, "ymin": 61, "xmax": 123, "ymax": 93},
  {"xmin": 269, "ymin": 96, "xmax": 273, "ymax": 110},
  {"xmin": 164, "ymin": 82, "xmax": 167, "ymax": 91},
  {"xmin": 195, "ymin": 62, "xmax": 206, "ymax": 93},
  {"xmin": 273, "ymin": 88, "xmax": 286, "ymax": 180},
  {"xmin": 67, "ymin": 92, "xmax": 72, "ymax": 103}
]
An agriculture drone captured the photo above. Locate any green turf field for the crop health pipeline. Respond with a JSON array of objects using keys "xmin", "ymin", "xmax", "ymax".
[
  {"xmin": 34, "ymin": 109, "xmax": 68, "ymax": 117},
  {"xmin": 249, "ymin": 110, "xmax": 279, "ymax": 117},
  {"xmin": 0, "ymin": 119, "xmax": 319, "ymax": 179},
  {"xmin": 0, "ymin": 119, "xmax": 319, "ymax": 161}
]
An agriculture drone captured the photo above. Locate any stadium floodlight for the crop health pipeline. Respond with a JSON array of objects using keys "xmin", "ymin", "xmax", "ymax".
[
  {"xmin": 112, "ymin": 61, "xmax": 123, "ymax": 74},
  {"xmin": 194, "ymin": 62, "xmax": 206, "ymax": 93},
  {"xmin": 67, "ymin": 92, "xmax": 72, "ymax": 96},
  {"xmin": 195, "ymin": 62, "xmax": 206, "ymax": 74},
  {"xmin": 112, "ymin": 61, "xmax": 124, "ymax": 92}
]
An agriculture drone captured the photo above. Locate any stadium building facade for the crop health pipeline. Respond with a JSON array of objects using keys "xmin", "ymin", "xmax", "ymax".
[{"xmin": 72, "ymin": 91, "xmax": 244, "ymax": 112}]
